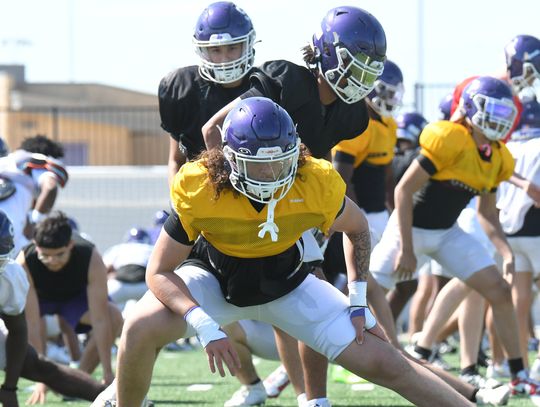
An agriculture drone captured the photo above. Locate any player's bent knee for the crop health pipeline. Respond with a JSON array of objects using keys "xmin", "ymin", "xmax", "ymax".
[{"xmin": 486, "ymin": 279, "xmax": 512, "ymax": 306}]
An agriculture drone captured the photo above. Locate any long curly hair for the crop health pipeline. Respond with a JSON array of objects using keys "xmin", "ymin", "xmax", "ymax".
[{"xmin": 200, "ymin": 144, "xmax": 311, "ymax": 200}]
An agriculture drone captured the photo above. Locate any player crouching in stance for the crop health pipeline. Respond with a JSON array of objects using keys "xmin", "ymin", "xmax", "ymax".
[{"xmin": 94, "ymin": 97, "xmax": 473, "ymax": 407}]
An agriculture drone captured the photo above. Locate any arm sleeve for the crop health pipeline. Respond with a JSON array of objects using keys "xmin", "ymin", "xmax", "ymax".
[{"xmin": 416, "ymin": 154, "xmax": 437, "ymax": 175}]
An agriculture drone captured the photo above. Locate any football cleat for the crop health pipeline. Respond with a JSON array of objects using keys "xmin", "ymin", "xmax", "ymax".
[
  {"xmin": 263, "ymin": 365, "xmax": 290, "ymax": 397},
  {"xmin": 305, "ymin": 398, "xmax": 332, "ymax": 407},
  {"xmin": 476, "ymin": 385, "xmax": 511, "ymax": 406},
  {"xmin": 509, "ymin": 370, "xmax": 540, "ymax": 395},
  {"xmin": 224, "ymin": 381, "xmax": 267, "ymax": 407},
  {"xmin": 459, "ymin": 373, "xmax": 501, "ymax": 389}
]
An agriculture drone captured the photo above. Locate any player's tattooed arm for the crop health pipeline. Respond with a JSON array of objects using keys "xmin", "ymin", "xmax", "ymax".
[{"xmin": 346, "ymin": 228, "xmax": 371, "ymax": 282}]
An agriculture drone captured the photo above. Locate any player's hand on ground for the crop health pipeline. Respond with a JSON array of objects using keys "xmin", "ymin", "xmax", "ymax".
[
  {"xmin": 394, "ymin": 249, "xmax": 416, "ymax": 280},
  {"xmin": 25, "ymin": 382, "xmax": 47, "ymax": 405},
  {"xmin": 205, "ymin": 337, "xmax": 241, "ymax": 377}
]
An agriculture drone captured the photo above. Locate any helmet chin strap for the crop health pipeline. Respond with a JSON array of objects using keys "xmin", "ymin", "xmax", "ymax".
[{"xmin": 258, "ymin": 199, "xmax": 279, "ymax": 242}]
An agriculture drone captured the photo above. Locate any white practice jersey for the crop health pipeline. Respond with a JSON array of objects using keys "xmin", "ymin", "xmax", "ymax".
[
  {"xmin": 103, "ymin": 242, "xmax": 154, "ymax": 269},
  {"xmin": 0, "ymin": 261, "xmax": 30, "ymax": 315}
]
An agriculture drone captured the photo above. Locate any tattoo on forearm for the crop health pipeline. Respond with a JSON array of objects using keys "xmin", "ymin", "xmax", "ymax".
[{"xmin": 348, "ymin": 229, "xmax": 371, "ymax": 282}]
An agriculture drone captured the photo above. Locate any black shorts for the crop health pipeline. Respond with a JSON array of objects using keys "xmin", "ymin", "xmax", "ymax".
[{"xmin": 183, "ymin": 237, "xmax": 309, "ymax": 307}]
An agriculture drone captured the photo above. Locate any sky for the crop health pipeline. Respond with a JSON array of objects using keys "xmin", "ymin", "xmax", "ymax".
[{"xmin": 1, "ymin": 0, "xmax": 539, "ymax": 120}]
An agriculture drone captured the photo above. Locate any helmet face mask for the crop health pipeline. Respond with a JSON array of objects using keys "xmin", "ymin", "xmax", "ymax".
[
  {"xmin": 323, "ymin": 46, "xmax": 385, "ymax": 104},
  {"xmin": 369, "ymin": 79, "xmax": 404, "ymax": 116},
  {"xmin": 194, "ymin": 2, "xmax": 255, "ymax": 84},
  {"xmin": 221, "ymin": 97, "xmax": 300, "ymax": 204},
  {"xmin": 469, "ymin": 94, "xmax": 517, "ymax": 141},
  {"xmin": 367, "ymin": 59, "xmax": 404, "ymax": 116},
  {"xmin": 461, "ymin": 76, "xmax": 517, "ymax": 141},
  {"xmin": 313, "ymin": 6, "xmax": 387, "ymax": 105},
  {"xmin": 224, "ymin": 144, "xmax": 299, "ymax": 203},
  {"xmin": 194, "ymin": 31, "xmax": 255, "ymax": 84}
]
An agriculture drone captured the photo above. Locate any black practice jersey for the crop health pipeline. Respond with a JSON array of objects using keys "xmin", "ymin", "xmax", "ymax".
[
  {"xmin": 241, "ymin": 60, "xmax": 370, "ymax": 158},
  {"xmin": 158, "ymin": 65, "xmax": 252, "ymax": 160}
]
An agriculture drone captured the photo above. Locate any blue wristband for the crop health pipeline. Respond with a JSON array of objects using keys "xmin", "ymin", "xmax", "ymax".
[{"xmin": 350, "ymin": 307, "xmax": 366, "ymax": 319}]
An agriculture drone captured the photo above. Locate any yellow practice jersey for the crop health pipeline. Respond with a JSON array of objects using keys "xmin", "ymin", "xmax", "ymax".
[
  {"xmin": 419, "ymin": 121, "xmax": 514, "ymax": 193},
  {"xmin": 413, "ymin": 121, "xmax": 515, "ymax": 229},
  {"xmin": 332, "ymin": 116, "xmax": 397, "ymax": 168},
  {"xmin": 171, "ymin": 157, "xmax": 346, "ymax": 258}
]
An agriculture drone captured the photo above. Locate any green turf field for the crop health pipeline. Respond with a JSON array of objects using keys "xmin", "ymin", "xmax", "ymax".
[{"xmin": 3, "ymin": 345, "xmax": 538, "ymax": 406}]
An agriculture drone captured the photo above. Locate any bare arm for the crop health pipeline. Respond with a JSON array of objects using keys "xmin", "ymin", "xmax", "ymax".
[
  {"xmin": 167, "ymin": 138, "xmax": 186, "ymax": 189},
  {"xmin": 17, "ymin": 251, "xmax": 45, "ymax": 355},
  {"xmin": 330, "ymin": 196, "xmax": 370, "ymax": 283},
  {"xmin": 145, "ymin": 228, "xmax": 196, "ymax": 316},
  {"xmin": 330, "ymin": 196, "xmax": 388, "ymax": 343},
  {"xmin": 147, "ymin": 228, "xmax": 240, "ymax": 375},
  {"xmin": 477, "ymin": 193, "xmax": 514, "ymax": 277},
  {"xmin": 2, "ymin": 312, "xmax": 28, "ymax": 390},
  {"xmin": 201, "ymin": 97, "xmax": 242, "ymax": 150},
  {"xmin": 393, "ymin": 160, "xmax": 431, "ymax": 278},
  {"xmin": 507, "ymin": 171, "xmax": 540, "ymax": 207},
  {"xmin": 86, "ymin": 248, "xmax": 114, "ymax": 383},
  {"xmin": 34, "ymin": 175, "xmax": 59, "ymax": 214}
]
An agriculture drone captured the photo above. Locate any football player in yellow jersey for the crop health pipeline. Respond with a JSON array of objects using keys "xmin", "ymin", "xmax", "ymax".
[
  {"xmin": 370, "ymin": 75, "xmax": 540, "ymax": 397},
  {"xmin": 99, "ymin": 97, "xmax": 472, "ymax": 407},
  {"xmin": 333, "ymin": 59, "xmax": 402, "ymax": 245}
]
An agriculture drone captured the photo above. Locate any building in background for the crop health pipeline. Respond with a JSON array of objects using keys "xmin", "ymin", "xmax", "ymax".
[{"xmin": 0, "ymin": 64, "xmax": 167, "ymax": 165}]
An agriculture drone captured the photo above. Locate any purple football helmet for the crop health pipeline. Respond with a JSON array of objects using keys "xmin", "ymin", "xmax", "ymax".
[
  {"xmin": 504, "ymin": 35, "xmax": 540, "ymax": 94},
  {"xmin": 505, "ymin": 35, "xmax": 540, "ymax": 94},
  {"xmin": 0, "ymin": 210, "xmax": 14, "ymax": 270},
  {"xmin": 512, "ymin": 99, "xmax": 540, "ymax": 140},
  {"xmin": 396, "ymin": 112, "xmax": 428, "ymax": 146},
  {"xmin": 460, "ymin": 76, "xmax": 517, "ymax": 141},
  {"xmin": 222, "ymin": 97, "xmax": 299, "ymax": 203},
  {"xmin": 438, "ymin": 92, "xmax": 454, "ymax": 120},
  {"xmin": 312, "ymin": 6, "xmax": 386, "ymax": 104},
  {"xmin": 193, "ymin": 1, "xmax": 255, "ymax": 84},
  {"xmin": 368, "ymin": 59, "xmax": 404, "ymax": 116},
  {"xmin": 125, "ymin": 227, "xmax": 151, "ymax": 244},
  {"xmin": 153, "ymin": 210, "xmax": 169, "ymax": 226}
]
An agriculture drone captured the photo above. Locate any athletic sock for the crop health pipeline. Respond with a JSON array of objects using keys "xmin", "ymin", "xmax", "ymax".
[
  {"xmin": 508, "ymin": 358, "xmax": 525, "ymax": 379},
  {"xmin": 460, "ymin": 364, "xmax": 478, "ymax": 376},
  {"xmin": 413, "ymin": 345, "xmax": 432, "ymax": 360}
]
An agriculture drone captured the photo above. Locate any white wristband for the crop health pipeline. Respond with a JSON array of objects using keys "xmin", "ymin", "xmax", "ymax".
[
  {"xmin": 29, "ymin": 209, "xmax": 46, "ymax": 224},
  {"xmin": 348, "ymin": 281, "xmax": 367, "ymax": 307},
  {"xmin": 184, "ymin": 306, "xmax": 227, "ymax": 348}
]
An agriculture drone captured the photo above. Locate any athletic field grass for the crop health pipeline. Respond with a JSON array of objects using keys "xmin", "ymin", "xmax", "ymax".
[{"xmin": 3, "ymin": 345, "xmax": 538, "ymax": 406}]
